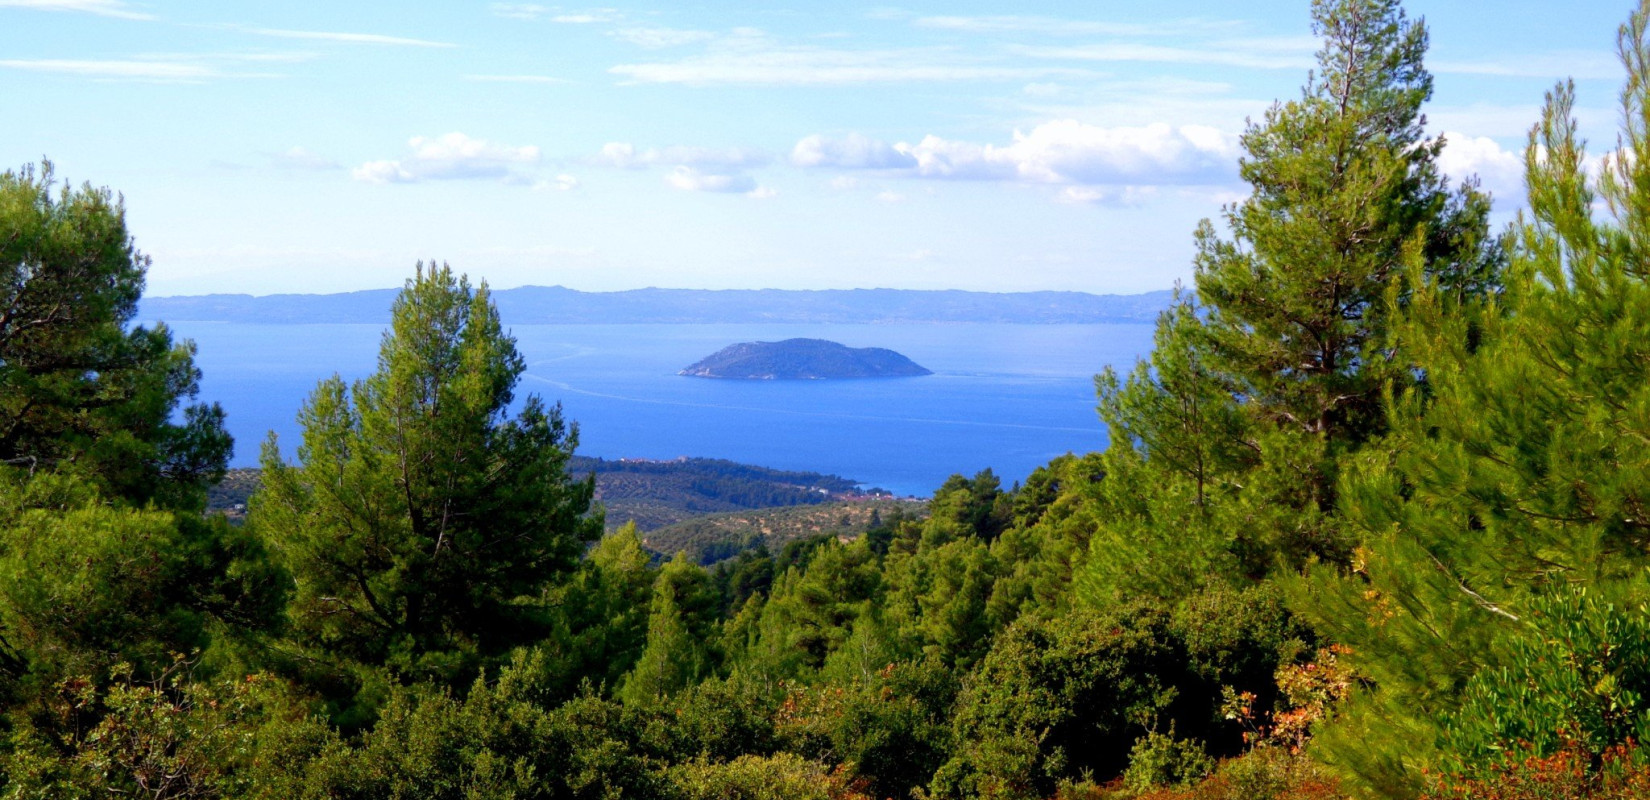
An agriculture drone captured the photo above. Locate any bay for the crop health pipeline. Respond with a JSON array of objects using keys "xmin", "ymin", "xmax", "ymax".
[{"xmin": 160, "ymin": 321, "xmax": 1157, "ymax": 497}]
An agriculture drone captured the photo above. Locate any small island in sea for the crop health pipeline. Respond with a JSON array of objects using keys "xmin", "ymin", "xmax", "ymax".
[{"xmin": 679, "ymin": 338, "xmax": 933, "ymax": 380}]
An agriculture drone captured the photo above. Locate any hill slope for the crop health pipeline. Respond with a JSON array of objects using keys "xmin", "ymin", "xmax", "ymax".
[
  {"xmin": 206, "ymin": 456, "xmax": 884, "ymax": 533},
  {"xmin": 680, "ymin": 338, "xmax": 931, "ymax": 380}
]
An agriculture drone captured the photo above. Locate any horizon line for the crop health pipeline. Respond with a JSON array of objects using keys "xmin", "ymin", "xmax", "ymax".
[{"xmin": 144, "ymin": 284, "xmax": 1178, "ymax": 300}]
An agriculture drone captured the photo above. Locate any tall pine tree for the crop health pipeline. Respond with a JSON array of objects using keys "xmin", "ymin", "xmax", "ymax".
[
  {"xmin": 1079, "ymin": 0, "xmax": 1499, "ymax": 603},
  {"xmin": 1298, "ymin": 3, "xmax": 1650, "ymax": 793},
  {"xmin": 253, "ymin": 264, "xmax": 600, "ymax": 692}
]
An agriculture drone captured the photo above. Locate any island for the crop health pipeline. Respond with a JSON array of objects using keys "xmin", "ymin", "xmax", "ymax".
[{"xmin": 679, "ymin": 338, "xmax": 933, "ymax": 380}]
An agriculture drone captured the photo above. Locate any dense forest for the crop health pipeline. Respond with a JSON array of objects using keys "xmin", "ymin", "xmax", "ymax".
[{"xmin": 1, "ymin": 0, "xmax": 1648, "ymax": 797}]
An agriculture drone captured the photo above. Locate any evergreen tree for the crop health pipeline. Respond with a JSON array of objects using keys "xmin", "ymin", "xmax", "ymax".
[
  {"xmin": 1079, "ymin": 0, "xmax": 1499, "ymax": 603},
  {"xmin": 253, "ymin": 263, "xmax": 599, "ymax": 689},
  {"xmin": 620, "ymin": 552, "xmax": 719, "ymax": 705},
  {"xmin": 542, "ymin": 523, "xmax": 656, "ymax": 698},
  {"xmin": 1195, "ymin": 0, "xmax": 1497, "ymax": 444},
  {"xmin": 0, "ymin": 162, "xmax": 230, "ymax": 508},
  {"xmin": 1297, "ymin": 5, "xmax": 1650, "ymax": 793}
]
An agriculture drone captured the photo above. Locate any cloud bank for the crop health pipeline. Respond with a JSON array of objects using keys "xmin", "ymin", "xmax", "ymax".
[{"xmin": 353, "ymin": 133, "xmax": 540, "ymax": 184}]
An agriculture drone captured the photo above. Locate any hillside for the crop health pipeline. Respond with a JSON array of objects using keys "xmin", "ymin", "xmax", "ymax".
[
  {"xmin": 206, "ymin": 456, "xmax": 887, "ymax": 533},
  {"xmin": 139, "ymin": 286, "xmax": 1174, "ymax": 325},
  {"xmin": 679, "ymin": 338, "xmax": 931, "ymax": 380},
  {"xmin": 642, "ymin": 498, "xmax": 926, "ymax": 564}
]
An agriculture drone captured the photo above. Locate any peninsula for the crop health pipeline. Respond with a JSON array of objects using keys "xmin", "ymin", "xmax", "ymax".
[{"xmin": 679, "ymin": 338, "xmax": 932, "ymax": 380}]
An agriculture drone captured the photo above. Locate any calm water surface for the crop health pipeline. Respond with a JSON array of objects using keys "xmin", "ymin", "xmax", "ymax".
[{"xmin": 161, "ymin": 322, "xmax": 1157, "ymax": 497}]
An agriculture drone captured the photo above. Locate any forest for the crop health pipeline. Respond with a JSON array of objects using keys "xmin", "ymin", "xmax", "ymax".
[{"xmin": 0, "ymin": 0, "xmax": 1647, "ymax": 797}]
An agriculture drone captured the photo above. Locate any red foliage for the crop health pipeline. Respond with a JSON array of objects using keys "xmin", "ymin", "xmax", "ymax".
[{"xmin": 1421, "ymin": 742, "xmax": 1650, "ymax": 800}]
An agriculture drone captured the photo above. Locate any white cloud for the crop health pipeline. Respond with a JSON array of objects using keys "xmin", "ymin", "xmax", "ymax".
[
  {"xmin": 1056, "ymin": 186, "xmax": 1155, "ymax": 206},
  {"xmin": 552, "ymin": 8, "xmax": 621, "ymax": 24},
  {"xmin": 241, "ymin": 27, "xmax": 455, "ymax": 48},
  {"xmin": 0, "ymin": 0, "xmax": 151, "ymax": 19},
  {"xmin": 351, "ymin": 160, "xmax": 415, "ymax": 184},
  {"xmin": 913, "ymin": 15, "xmax": 1220, "ymax": 37},
  {"xmin": 353, "ymin": 132, "xmax": 540, "ymax": 184},
  {"xmin": 0, "ymin": 49, "xmax": 314, "ymax": 82},
  {"xmin": 0, "ymin": 58, "xmax": 221, "ymax": 81},
  {"xmin": 896, "ymin": 120, "xmax": 1240, "ymax": 185},
  {"xmin": 611, "ymin": 31, "xmax": 1091, "ymax": 86},
  {"xmin": 792, "ymin": 133, "xmax": 917, "ymax": 169},
  {"xmin": 1013, "ymin": 42, "xmax": 1312, "ymax": 71},
  {"xmin": 489, "ymin": 3, "xmax": 546, "ymax": 20},
  {"xmin": 271, "ymin": 146, "xmax": 339, "ymax": 170},
  {"xmin": 534, "ymin": 174, "xmax": 580, "ymax": 191},
  {"xmin": 1432, "ymin": 52, "xmax": 1617, "ymax": 81},
  {"xmin": 595, "ymin": 142, "xmax": 768, "ymax": 169},
  {"xmin": 612, "ymin": 27, "xmax": 715, "ymax": 49},
  {"xmin": 1437, "ymin": 132, "xmax": 1525, "ymax": 202},
  {"xmin": 665, "ymin": 166, "xmax": 757, "ymax": 194},
  {"xmin": 138, "ymin": 50, "xmax": 316, "ymax": 64},
  {"xmin": 464, "ymin": 74, "xmax": 571, "ymax": 84},
  {"xmin": 1022, "ymin": 82, "xmax": 1060, "ymax": 97},
  {"xmin": 789, "ymin": 121, "xmax": 1242, "ymax": 204},
  {"xmin": 746, "ymin": 186, "xmax": 778, "ymax": 199}
]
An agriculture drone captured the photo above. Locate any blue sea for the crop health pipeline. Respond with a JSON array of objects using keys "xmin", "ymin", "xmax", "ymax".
[{"xmin": 161, "ymin": 322, "xmax": 1157, "ymax": 497}]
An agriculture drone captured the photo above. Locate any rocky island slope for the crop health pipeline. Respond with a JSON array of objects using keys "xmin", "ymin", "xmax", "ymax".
[{"xmin": 679, "ymin": 338, "xmax": 932, "ymax": 380}]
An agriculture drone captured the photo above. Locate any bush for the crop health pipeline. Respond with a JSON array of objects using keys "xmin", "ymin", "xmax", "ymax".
[
  {"xmin": 671, "ymin": 752, "xmax": 871, "ymax": 800},
  {"xmin": 1421, "ymin": 741, "xmax": 1650, "ymax": 800},
  {"xmin": 932, "ymin": 606, "xmax": 1189, "ymax": 800},
  {"xmin": 1123, "ymin": 731, "xmax": 1215, "ymax": 791}
]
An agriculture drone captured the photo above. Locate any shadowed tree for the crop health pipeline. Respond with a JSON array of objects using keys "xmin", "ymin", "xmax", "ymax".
[
  {"xmin": 254, "ymin": 263, "xmax": 600, "ymax": 690},
  {"xmin": 0, "ymin": 161, "xmax": 230, "ymax": 509}
]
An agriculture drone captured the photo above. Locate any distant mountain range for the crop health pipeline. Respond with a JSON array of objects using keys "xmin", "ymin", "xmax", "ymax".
[{"xmin": 140, "ymin": 286, "xmax": 1174, "ymax": 325}]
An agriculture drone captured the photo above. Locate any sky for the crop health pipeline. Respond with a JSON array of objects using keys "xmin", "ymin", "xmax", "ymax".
[{"xmin": 0, "ymin": 0, "xmax": 1637, "ymax": 296}]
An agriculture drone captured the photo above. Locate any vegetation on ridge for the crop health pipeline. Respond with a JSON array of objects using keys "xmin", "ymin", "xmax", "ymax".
[{"xmin": 2, "ymin": 1, "xmax": 1650, "ymax": 798}]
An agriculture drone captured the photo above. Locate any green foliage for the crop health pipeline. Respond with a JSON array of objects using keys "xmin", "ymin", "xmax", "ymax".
[
  {"xmin": 933, "ymin": 607, "xmax": 1186, "ymax": 799},
  {"xmin": 738, "ymin": 538, "xmax": 882, "ymax": 679},
  {"xmin": 0, "ymin": 162, "xmax": 230, "ymax": 509},
  {"xmin": 1078, "ymin": 0, "xmax": 1499, "ymax": 605},
  {"xmin": 253, "ymin": 263, "xmax": 600, "ymax": 691},
  {"xmin": 12, "ymin": 2, "xmax": 1650, "ymax": 795},
  {"xmin": 0, "ymin": 471, "xmax": 285, "ymax": 696},
  {"xmin": 620, "ymin": 553, "xmax": 721, "ymax": 705},
  {"xmin": 0, "ymin": 665, "xmax": 339, "ymax": 800},
  {"xmin": 670, "ymin": 752, "xmax": 869, "ymax": 800},
  {"xmin": 777, "ymin": 657, "xmax": 957, "ymax": 800},
  {"xmin": 1124, "ymin": 730, "xmax": 1217, "ymax": 792},
  {"xmin": 1443, "ymin": 585, "xmax": 1650, "ymax": 769},
  {"xmin": 541, "ymin": 524, "xmax": 655, "ymax": 700},
  {"xmin": 658, "ymin": 670, "xmax": 782, "ymax": 763},
  {"xmin": 1294, "ymin": 5, "xmax": 1650, "ymax": 794},
  {"xmin": 925, "ymin": 469, "xmax": 1012, "ymax": 545}
]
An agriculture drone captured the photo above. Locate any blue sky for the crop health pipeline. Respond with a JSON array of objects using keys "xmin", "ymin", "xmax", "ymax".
[{"xmin": 0, "ymin": 0, "xmax": 1635, "ymax": 296}]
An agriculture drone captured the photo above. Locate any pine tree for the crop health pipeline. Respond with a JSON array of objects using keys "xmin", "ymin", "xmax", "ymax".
[
  {"xmin": 253, "ymin": 263, "xmax": 599, "ymax": 688},
  {"xmin": 1195, "ymin": 0, "xmax": 1498, "ymax": 445},
  {"xmin": 543, "ymin": 523, "xmax": 656, "ymax": 698},
  {"xmin": 0, "ymin": 162, "xmax": 230, "ymax": 508},
  {"xmin": 1296, "ymin": 4, "xmax": 1650, "ymax": 793},
  {"xmin": 620, "ymin": 553, "xmax": 718, "ymax": 705},
  {"xmin": 1079, "ymin": 0, "xmax": 1499, "ymax": 603}
]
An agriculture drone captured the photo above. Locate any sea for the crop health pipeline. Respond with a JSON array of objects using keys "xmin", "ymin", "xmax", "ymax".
[{"xmin": 161, "ymin": 322, "xmax": 1158, "ymax": 498}]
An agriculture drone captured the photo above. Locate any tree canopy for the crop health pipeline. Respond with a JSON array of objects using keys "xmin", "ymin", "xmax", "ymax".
[
  {"xmin": 0, "ymin": 162, "xmax": 230, "ymax": 508},
  {"xmin": 253, "ymin": 263, "xmax": 600, "ymax": 693}
]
